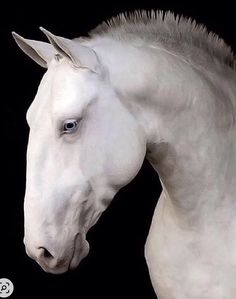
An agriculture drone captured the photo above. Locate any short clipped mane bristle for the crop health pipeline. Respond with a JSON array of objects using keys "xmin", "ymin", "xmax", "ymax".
[{"xmin": 89, "ymin": 10, "xmax": 235, "ymax": 69}]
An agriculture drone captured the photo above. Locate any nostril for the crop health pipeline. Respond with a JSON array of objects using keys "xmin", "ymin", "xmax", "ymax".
[
  {"xmin": 44, "ymin": 248, "xmax": 54, "ymax": 259},
  {"xmin": 35, "ymin": 246, "xmax": 68, "ymax": 269},
  {"xmin": 39, "ymin": 247, "xmax": 54, "ymax": 260}
]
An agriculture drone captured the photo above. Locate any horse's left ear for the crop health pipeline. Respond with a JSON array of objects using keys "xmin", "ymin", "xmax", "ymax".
[
  {"xmin": 40, "ymin": 27, "xmax": 100, "ymax": 73},
  {"xmin": 12, "ymin": 32, "xmax": 55, "ymax": 68}
]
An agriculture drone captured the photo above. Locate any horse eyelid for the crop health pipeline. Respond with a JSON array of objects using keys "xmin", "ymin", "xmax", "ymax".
[{"xmin": 60, "ymin": 118, "xmax": 81, "ymax": 135}]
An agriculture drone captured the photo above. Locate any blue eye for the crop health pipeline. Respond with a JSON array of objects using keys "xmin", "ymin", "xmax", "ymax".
[{"xmin": 63, "ymin": 120, "xmax": 78, "ymax": 133}]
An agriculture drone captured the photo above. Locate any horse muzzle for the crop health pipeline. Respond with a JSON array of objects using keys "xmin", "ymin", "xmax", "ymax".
[{"xmin": 24, "ymin": 233, "xmax": 90, "ymax": 274}]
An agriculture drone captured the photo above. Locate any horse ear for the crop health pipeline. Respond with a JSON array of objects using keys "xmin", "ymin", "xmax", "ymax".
[
  {"xmin": 39, "ymin": 27, "xmax": 100, "ymax": 73},
  {"xmin": 12, "ymin": 32, "xmax": 55, "ymax": 68}
]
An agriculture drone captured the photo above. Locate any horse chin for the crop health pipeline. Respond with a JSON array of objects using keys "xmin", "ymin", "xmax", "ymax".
[
  {"xmin": 37, "ymin": 261, "xmax": 70, "ymax": 275},
  {"xmin": 69, "ymin": 234, "xmax": 90, "ymax": 271}
]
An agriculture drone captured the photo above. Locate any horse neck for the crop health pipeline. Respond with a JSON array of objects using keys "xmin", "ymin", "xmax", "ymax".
[{"xmin": 92, "ymin": 38, "xmax": 236, "ymax": 226}]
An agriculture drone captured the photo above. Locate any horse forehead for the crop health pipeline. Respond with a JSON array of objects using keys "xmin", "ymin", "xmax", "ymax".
[
  {"xmin": 36, "ymin": 65, "xmax": 87, "ymax": 112},
  {"xmin": 51, "ymin": 64, "xmax": 84, "ymax": 95},
  {"xmin": 50, "ymin": 64, "xmax": 98, "ymax": 105},
  {"xmin": 30, "ymin": 62, "xmax": 100, "ymax": 124}
]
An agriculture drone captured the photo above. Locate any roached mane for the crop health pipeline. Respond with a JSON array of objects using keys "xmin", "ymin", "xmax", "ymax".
[{"xmin": 89, "ymin": 10, "xmax": 236, "ymax": 69}]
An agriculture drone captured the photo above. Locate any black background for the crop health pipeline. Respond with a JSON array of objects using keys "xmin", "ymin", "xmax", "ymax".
[{"xmin": 1, "ymin": 1, "xmax": 235, "ymax": 298}]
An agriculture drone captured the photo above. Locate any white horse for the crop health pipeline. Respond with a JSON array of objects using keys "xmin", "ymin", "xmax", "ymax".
[{"xmin": 13, "ymin": 11, "xmax": 236, "ymax": 299}]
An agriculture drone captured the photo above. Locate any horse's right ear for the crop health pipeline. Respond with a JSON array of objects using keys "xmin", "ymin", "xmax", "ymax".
[{"xmin": 12, "ymin": 32, "xmax": 55, "ymax": 68}]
